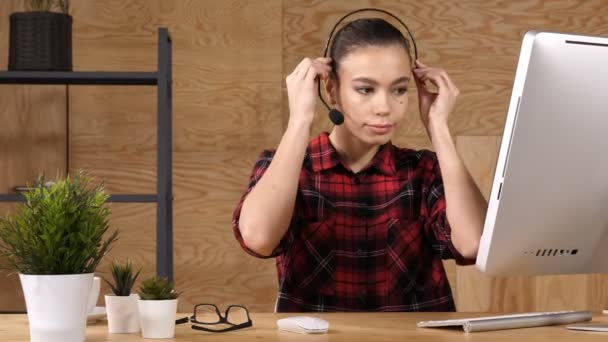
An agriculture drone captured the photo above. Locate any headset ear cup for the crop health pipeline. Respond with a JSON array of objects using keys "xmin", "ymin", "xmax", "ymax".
[{"xmin": 328, "ymin": 109, "xmax": 345, "ymax": 125}]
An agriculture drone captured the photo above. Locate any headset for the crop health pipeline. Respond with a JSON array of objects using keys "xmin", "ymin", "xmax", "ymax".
[{"xmin": 317, "ymin": 8, "xmax": 418, "ymax": 125}]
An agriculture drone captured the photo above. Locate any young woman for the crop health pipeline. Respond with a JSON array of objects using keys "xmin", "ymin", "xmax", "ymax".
[{"xmin": 233, "ymin": 17, "xmax": 487, "ymax": 312}]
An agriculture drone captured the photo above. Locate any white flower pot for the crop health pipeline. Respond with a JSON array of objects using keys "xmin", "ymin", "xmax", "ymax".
[
  {"xmin": 20, "ymin": 273, "xmax": 93, "ymax": 342},
  {"xmin": 105, "ymin": 293, "xmax": 140, "ymax": 333},
  {"xmin": 138, "ymin": 298, "xmax": 178, "ymax": 339}
]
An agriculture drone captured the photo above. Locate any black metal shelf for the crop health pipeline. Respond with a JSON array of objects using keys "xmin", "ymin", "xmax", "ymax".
[
  {"xmin": 0, "ymin": 28, "xmax": 173, "ymax": 281},
  {"xmin": 0, "ymin": 71, "xmax": 158, "ymax": 85}
]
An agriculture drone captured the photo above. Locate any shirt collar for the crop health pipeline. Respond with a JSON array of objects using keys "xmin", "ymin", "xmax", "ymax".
[{"xmin": 308, "ymin": 132, "xmax": 396, "ymax": 176}]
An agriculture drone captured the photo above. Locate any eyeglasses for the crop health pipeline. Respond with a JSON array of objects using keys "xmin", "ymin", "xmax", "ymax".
[{"xmin": 176, "ymin": 304, "xmax": 252, "ymax": 333}]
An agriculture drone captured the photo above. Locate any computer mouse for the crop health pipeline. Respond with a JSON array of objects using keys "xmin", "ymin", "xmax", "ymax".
[{"xmin": 276, "ymin": 316, "xmax": 329, "ymax": 334}]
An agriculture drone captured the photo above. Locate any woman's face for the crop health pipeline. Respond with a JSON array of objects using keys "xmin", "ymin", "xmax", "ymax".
[{"xmin": 328, "ymin": 44, "xmax": 412, "ymax": 146}]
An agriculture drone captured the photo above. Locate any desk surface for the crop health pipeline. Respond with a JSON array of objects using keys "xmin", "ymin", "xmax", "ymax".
[{"xmin": 2, "ymin": 312, "xmax": 608, "ymax": 341}]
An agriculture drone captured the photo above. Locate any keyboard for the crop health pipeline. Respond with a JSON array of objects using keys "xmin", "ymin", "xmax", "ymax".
[{"xmin": 417, "ymin": 310, "xmax": 593, "ymax": 332}]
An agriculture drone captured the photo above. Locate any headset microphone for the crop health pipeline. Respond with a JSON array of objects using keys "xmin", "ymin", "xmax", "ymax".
[{"xmin": 328, "ymin": 109, "xmax": 344, "ymax": 125}]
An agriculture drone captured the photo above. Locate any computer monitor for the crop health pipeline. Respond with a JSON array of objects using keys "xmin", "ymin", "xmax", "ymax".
[{"xmin": 476, "ymin": 30, "xmax": 608, "ymax": 276}]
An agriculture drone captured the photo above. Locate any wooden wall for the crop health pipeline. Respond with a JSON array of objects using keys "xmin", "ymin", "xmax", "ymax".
[{"xmin": 1, "ymin": 0, "xmax": 607, "ymax": 313}]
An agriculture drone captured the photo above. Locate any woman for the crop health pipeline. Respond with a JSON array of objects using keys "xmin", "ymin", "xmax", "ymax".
[{"xmin": 233, "ymin": 17, "xmax": 487, "ymax": 312}]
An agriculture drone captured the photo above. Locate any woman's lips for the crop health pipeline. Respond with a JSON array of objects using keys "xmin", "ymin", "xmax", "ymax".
[{"xmin": 366, "ymin": 124, "xmax": 393, "ymax": 135}]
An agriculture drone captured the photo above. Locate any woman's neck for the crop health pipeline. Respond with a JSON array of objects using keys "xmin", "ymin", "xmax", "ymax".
[{"xmin": 329, "ymin": 126, "xmax": 380, "ymax": 174}]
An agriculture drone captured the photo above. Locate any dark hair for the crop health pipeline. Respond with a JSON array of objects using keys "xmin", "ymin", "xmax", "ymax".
[{"xmin": 329, "ymin": 18, "xmax": 411, "ymax": 78}]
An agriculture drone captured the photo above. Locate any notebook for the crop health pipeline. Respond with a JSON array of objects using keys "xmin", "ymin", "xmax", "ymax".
[{"xmin": 417, "ymin": 310, "xmax": 592, "ymax": 333}]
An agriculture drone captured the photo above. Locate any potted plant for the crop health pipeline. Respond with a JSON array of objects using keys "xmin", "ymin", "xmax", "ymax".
[
  {"xmin": 8, "ymin": 0, "xmax": 73, "ymax": 71},
  {"xmin": 103, "ymin": 259, "xmax": 142, "ymax": 333},
  {"xmin": 138, "ymin": 276, "xmax": 179, "ymax": 339},
  {"xmin": 0, "ymin": 171, "xmax": 118, "ymax": 342}
]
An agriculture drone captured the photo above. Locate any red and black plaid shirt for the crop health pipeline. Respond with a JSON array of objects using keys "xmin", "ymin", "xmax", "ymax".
[{"xmin": 233, "ymin": 132, "xmax": 475, "ymax": 312}]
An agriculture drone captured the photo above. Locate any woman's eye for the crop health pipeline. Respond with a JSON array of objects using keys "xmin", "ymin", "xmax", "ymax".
[
  {"xmin": 393, "ymin": 87, "xmax": 408, "ymax": 95},
  {"xmin": 356, "ymin": 87, "xmax": 373, "ymax": 95}
]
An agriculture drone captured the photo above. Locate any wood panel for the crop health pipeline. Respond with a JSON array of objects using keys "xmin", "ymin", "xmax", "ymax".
[
  {"xmin": 0, "ymin": 85, "xmax": 67, "ymax": 192},
  {"xmin": 68, "ymin": 86, "xmax": 157, "ymax": 194},
  {"xmin": 2, "ymin": 0, "xmax": 608, "ymax": 314},
  {"xmin": 169, "ymin": 0, "xmax": 283, "ymax": 312},
  {"xmin": 68, "ymin": 0, "xmax": 284, "ymax": 313}
]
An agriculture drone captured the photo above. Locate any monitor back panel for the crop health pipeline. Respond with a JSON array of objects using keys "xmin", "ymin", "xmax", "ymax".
[{"xmin": 476, "ymin": 31, "xmax": 608, "ymax": 276}]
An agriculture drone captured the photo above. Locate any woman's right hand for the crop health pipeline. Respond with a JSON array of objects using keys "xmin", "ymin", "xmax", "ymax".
[{"xmin": 285, "ymin": 57, "xmax": 332, "ymax": 128}]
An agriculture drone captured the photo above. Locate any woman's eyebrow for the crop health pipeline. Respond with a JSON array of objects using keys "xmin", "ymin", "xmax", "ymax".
[
  {"xmin": 351, "ymin": 77, "xmax": 378, "ymax": 84},
  {"xmin": 391, "ymin": 76, "xmax": 410, "ymax": 85},
  {"xmin": 351, "ymin": 76, "xmax": 410, "ymax": 85}
]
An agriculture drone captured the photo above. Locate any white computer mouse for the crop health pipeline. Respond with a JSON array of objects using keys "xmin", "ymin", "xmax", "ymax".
[{"xmin": 276, "ymin": 316, "xmax": 330, "ymax": 334}]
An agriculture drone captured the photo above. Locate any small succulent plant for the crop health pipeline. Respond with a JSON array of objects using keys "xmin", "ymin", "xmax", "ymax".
[
  {"xmin": 138, "ymin": 276, "xmax": 179, "ymax": 300},
  {"xmin": 104, "ymin": 259, "xmax": 141, "ymax": 296}
]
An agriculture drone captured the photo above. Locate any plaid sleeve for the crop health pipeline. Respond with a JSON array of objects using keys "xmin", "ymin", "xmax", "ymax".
[
  {"xmin": 232, "ymin": 149, "xmax": 296, "ymax": 259},
  {"xmin": 420, "ymin": 150, "xmax": 476, "ymax": 266}
]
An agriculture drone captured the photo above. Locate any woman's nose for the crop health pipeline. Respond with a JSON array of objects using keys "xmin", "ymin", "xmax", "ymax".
[{"xmin": 373, "ymin": 93, "xmax": 391, "ymax": 116}]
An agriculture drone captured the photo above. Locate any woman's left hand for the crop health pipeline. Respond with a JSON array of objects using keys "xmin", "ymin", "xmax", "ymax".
[{"xmin": 413, "ymin": 60, "xmax": 460, "ymax": 131}]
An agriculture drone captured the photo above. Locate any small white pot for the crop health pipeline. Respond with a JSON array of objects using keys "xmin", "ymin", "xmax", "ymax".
[
  {"xmin": 105, "ymin": 293, "xmax": 140, "ymax": 333},
  {"xmin": 20, "ymin": 273, "xmax": 93, "ymax": 342},
  {"xmin": 138, "ymin": 298, "xmax": 178, "ymax": 339}
]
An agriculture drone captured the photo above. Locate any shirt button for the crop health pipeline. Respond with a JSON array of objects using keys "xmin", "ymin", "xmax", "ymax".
[
  {"xmin": 353, "ymin": 176, "xmax": 360, "ymax": 184},
  {"xmin": 356, "ymin": 249, "xmax": 364, "ymax": 256}
]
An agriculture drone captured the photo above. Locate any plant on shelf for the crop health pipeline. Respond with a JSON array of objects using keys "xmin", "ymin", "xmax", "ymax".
[
  {"xmin": 28, "ymin": 0, "xmax": 70, "ymax": 13},
  {"xmin": 29, "ymin": 0, "xmax": 53, "ymax": 11},
  {"xmin": 56, "ymin": 0, "xmax": 70, "ymax": 14},
  {"xmin": 9, "ymin": 0, "xmax": 73, "ymax": 70}
]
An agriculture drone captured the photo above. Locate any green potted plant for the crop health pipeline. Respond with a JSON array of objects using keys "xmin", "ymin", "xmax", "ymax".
[
  {"xmin": 8, "ymin": 0, "xmax": 73, "ymax": 71},
  {"xmin": 0, "ymin": 171, "xmax": 118, "ymax": 342},
  {"xmin": 104, "ymin": 259, "xmax": 142, "ymax": 334},
  {"xmin": 138, "ymin": 276, "xmax": 180, "ymax": 339}
]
